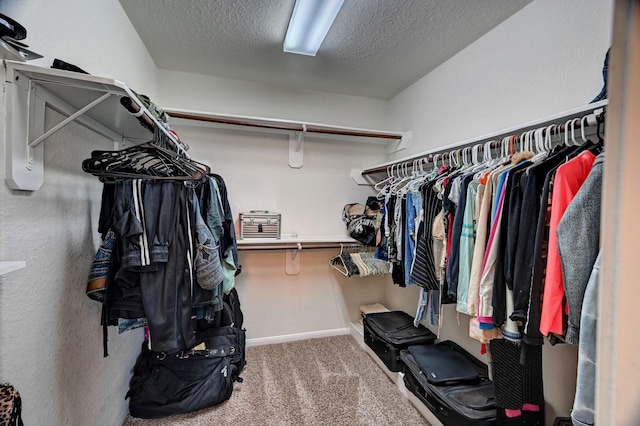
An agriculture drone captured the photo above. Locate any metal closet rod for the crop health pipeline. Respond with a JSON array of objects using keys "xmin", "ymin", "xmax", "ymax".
[
  {"xmin": 361, "ymin": 109, "xmax": 606, "ymax": 176},
  {"xmin": 167, "ymin": 111, "xmax": 402, "ymax": 141}
]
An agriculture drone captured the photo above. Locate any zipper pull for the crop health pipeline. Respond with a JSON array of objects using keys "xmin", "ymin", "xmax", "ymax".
[{"xmin": 222, "ymin": 366, "xmax": 228, "ymax": 377}]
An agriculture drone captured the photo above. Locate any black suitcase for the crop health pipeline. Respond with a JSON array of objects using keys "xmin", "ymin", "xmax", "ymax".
[
  {"xmin": 401, "ymin": 340, "xmax": 496, "ymax": 426},
  {"xmin": 363, "ymin": 310, "xmax": 436, "ymax": 372}
]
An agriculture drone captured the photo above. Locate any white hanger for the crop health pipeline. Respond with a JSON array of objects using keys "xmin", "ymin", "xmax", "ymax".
[
  {"xmin": 483, "ymin": 140, "xmax": 494, "ymax": 164},
  {"xmin": 544, "ymin": 124, "xmax": 555, "ymax": 151},
  {"xmin": 570, "ymin": 118, "xmax": 579, "ymax": 146},
  {"xmin": 330, "ymin": 244, "xmax": 349, "ymax": 276},
  {"xmin": 527, "ymin": 130, "xmax": 535, "ymax": 152},
  {"xmin": 500, "ymin": 136, "xmax": 510, "ymax": 159},
  {"xmin": 472, "ymin": 144, "xmax": 480, "ymax": 166},
  {"xmin": 529, "ymin": 127, "xmax": 547, "ymax": 163},
  {"xmin": 564, "ymin": 119, "xmax": 573, "ymax": 146},
  {"xmin": 533, "ymin": 128, "xmax": 541, "ymax": 153},
  {"xmin": 580, "ymin": 115, "xmax": 589, "ymax": 143},
  {"xmin": 519, "ymin": 131, "xmax": 528, "ymax": 152},
  {"xmin": 432, "ymin": 153, "xmax": 441, "ymax": 172},
  {"xmin": 389, "ymin": 162, "xmax": 412, "ymax": 195}
]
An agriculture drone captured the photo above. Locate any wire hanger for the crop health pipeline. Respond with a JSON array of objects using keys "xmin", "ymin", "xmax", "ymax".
[{"xmin": 330, "ymin": 244, "xmax": 350, "ymax": 276}]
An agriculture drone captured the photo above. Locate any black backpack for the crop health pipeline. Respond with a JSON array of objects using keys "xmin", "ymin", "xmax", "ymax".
[{"xmin": 126, "ymin": 290, "xmax": 246, "ymax": 419}]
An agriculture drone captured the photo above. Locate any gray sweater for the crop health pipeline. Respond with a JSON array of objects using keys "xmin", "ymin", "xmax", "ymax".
[{"xmin": 556, "ymin": 153, "xmax": 603, "ymax": 345}]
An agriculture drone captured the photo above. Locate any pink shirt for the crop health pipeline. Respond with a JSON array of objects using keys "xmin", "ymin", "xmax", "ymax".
[{"xmin": 540, "ymin": 150, "xmax": 596, "ymax": 337}]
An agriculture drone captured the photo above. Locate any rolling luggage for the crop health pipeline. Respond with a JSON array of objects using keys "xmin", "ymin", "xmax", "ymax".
[
  {"xmin": 363, "ymin": 310, "xmax": 436, "ymax": 372},
  {"xmin": 401, "ymin": 340, "xmax": 496, "ymax": 426}
]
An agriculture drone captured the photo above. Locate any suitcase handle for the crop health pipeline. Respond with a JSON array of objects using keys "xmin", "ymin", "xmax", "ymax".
[{"xmin": 423, "ymin": 392, "xmax": 451, "ymax": 419}]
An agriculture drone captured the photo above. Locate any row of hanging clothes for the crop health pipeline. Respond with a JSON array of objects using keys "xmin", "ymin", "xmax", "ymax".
[
  {"xmin": 82, "ymin": 94, "xmax": 241, "ymax": 356},
  {"xmin": 373, "ymin": 110, "xmax": 605, "ymax": 424}
]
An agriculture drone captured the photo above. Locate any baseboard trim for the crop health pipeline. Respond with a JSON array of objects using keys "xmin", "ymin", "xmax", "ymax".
[{"xmin": 246, "ymin": 327, "xmax": 351, "ymax": 347}]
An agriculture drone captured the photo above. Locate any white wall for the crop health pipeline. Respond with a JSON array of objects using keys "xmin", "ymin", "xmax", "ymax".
[
  {"xmin": 385, "ymin": 0, "xmax": 613, "ymax": 424},
  {"xmin": 0, "ymin": 1, "xmax": 160, "ymax": 425},
  {"xmin": 172, "ymin": 123, "xmax": 389, "ymax": 341},
  {"xmin": 388, "ymin": 0, "xmax": 612, "ymax": 160},
  {"xmin": 158, "ymin": 69, "xmax": 389, "ymax": 129},
  {"xmin": 157, "ymin": 67, "xmax": 392, "ymax": 343}
]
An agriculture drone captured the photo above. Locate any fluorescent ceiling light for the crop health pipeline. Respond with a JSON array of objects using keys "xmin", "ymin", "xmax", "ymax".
[{"xmin": 283, "ymin": 0, "xmax": 345, "ymax": 56}]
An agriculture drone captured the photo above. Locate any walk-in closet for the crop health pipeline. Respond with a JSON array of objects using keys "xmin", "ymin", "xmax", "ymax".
[{"xmin": 0, "ymin": 0, "xmax": 637, "ymax": 425}]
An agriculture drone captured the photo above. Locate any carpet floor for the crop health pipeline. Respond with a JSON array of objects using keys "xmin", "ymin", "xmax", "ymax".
[{"xmin": 123, "ymin": 334, "xmax": 430, "ymax": 425}]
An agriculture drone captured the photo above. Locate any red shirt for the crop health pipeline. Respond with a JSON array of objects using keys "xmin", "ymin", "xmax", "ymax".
[{"xmin": 540, "ymin": 150, "xmax": 596, "ymax": 337}]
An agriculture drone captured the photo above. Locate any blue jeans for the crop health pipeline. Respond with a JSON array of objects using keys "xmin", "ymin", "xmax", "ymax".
[{"xmin": 404, "ymin": 191, "xmax": 422, "ymax": 285}]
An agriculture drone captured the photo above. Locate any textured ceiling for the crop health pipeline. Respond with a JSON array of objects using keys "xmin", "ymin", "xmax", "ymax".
[{"xmin": 120, "ymin": 0, "xmax": 532, "ymax": 100}]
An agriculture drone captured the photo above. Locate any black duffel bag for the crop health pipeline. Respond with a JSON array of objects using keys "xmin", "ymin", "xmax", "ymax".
[{"xmin": 126, "ymin": 323, "xmax": 246, "ymax": 419}]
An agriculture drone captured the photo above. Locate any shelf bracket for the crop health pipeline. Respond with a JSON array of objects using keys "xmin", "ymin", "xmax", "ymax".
[
  {"xmin": 5, "ymin": 77, "xmax": 46, "ymax": 190},
  {"xmin": 288, "ymin": 125, "xmax": 306, "ymax": 168},
  {"xmin": 29, "ymin": 92, "xmax": 112, "ymax": 148},
  {"xmin": 387, "ymin": 130, "xmax": 412, "ymax": 154},
  {"xmin": 285, "ymin": 243, "xmax": 302, "ymax": 275},
  {"xmin": 350, "ymin": 169, "xmax": 378, "ymax": 186},
  {"xmin": 4, "ymin": 72, "xmax": 119, "ymax": 191}
]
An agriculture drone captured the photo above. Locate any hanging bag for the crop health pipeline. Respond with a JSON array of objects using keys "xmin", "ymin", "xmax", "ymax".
[
  {"xmin": 126, "ymin": 301, "xmax": 246, "ymax": 419},
  {"xmin": 342, "ymin": 198, "xmax": 383, "ymax": 246}
]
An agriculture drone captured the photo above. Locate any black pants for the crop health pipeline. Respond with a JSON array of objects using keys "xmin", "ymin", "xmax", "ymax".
[{"xmin": 110, "ymin": 179, "xmax": 196, "ymax": 353}]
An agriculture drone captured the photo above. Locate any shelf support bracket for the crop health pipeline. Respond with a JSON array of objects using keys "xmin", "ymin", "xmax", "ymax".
[
  {"xmin": 29, "ymin": 92, "xmax": 112, "ymax": 148},
  {"xmin": 288, "ymin": 125, "xmax": 306, "ymax": 168},
  {"xmin": 350, "ymin": 169, "xmax": 378, "ymax": 186},
  {"xmin": 285, "ymin": 243, "xmax": 302, "ymax": 275},
  {"xmin": 387, "ymin": 130, "xmax": 412, "ymax": 154},
  {"xmin": 5, "ymin": 73, "xmax": 119, "ymax": 191},
  {"xmin": 5, "ymin": 77, "xmax": 46, "ymax": 190}
]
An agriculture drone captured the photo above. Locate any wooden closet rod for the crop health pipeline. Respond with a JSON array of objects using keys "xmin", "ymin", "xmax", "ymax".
[
  {"xmin": 167, "ymin": 111, "xmax": 402, "ymax": 141},
  {"xmin": 361, "ymin": 103, "xmax": 607, "ymax": 176}
]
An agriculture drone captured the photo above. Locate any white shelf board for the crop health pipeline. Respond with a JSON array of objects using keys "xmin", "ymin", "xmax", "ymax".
[
  {"xmin": 0, "ymin": 261, "xmax": 26, "ymax": 276},
  {"xmin": 3, "ymin": 60, "xmax": 188, "ymax": 191},
  {"xmin": 4, "ymin": 60, "xmax": 154, "ymax": 142},
  {"xmin": 236, "ymin": 235, "xmax": 358, "ymax": 246}
]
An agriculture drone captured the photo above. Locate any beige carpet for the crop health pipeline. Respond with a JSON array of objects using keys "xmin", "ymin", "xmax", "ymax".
[{"xmin": 123, "ymin": 334, "xmax": 430, "ymax": 425}]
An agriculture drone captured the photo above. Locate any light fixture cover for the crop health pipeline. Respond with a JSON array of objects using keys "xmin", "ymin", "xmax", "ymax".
[{"xmin": 283, "ymin": 0, "xmax": 345, "ymax": 56}]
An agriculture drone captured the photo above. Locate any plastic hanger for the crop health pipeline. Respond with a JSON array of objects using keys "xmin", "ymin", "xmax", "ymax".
[
  {"xmin": 500, "ymin": 136, "xmax": 510, "ymax": 160},
  {"xmin": 544, "ymin": 124, "xmax": 556, "ymax": 151},
  {"xmin": 396, "ymin": 160, "xmax": 421, "ymax": 195},
  {"xmin": 484, "ymin": 140, "xmax": 500, "ymax": 166},
  {"xmin": 570, "ymin": 118, "xmax": 580, "ymax": 146},
  {"xmin": 471, "ymin": 144, "xmax": 480, "ymax": 166},
  {"xmin": 563, "ymin": 119, "xmax": 575, "ymax": 147},
  {"xmin": 330, "ymin": 245, "xmax": 350, "ymax": 276},
  {"xmin": 529, "ymin": 127, "xmax": 548, "ymax": 163},
  {"xmin": 579, "ymin": 114, "xmax": 597, "ymax": 145},
  {"xmin": 82, "ymin": 126, "xmax": 210, "ymax": 182},
  {"xmin": 375, "ymin": 165, "xmax": 395, "ymax": 199}
]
